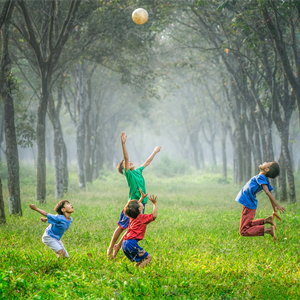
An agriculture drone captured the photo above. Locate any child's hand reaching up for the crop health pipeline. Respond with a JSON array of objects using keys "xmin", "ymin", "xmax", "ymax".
[
  {"xmin": 148, "ymin": 195, "xmax": 157, "ymax": 205},
  {"xmin": 154, "ymin": 146, "xmax": 161, "ymax": 153},
  {"xmin": 121, "ymin": 132, "xmax": 127, "ymax": 144},
  {"xmin": 138, "ymin": 188, "xmax": 148, "ymax": 202}
]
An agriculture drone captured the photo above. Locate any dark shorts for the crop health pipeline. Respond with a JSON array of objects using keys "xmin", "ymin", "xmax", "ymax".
[
  {"xmin": 117, "ymin": 203, "xmax": 145, "ymax": 229},
  {"xmin": 122, "ymin": 239, "xmax": 148, "ymax": 262}
]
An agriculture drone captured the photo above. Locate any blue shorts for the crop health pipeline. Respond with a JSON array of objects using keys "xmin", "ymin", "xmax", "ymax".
[
  {"xmin": 122, "ymin": 239, "xmax": 148, "ymax": 262},
  {"xmin": 118, "ymin": 203, "xmax": 145, "ymax": 229}
]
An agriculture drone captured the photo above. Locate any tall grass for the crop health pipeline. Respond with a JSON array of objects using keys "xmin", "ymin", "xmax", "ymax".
[{"xmin": 0, "ymin": 166, "xmax": 299, "ymax": 299}]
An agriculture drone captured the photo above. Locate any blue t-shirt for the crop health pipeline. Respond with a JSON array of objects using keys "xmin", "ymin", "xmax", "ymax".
[
  {"xmin": 235, "ymin": 174, "xmax": 273, "ymax": 209},
  {"xmin": 45, "ymin": 214, "xmax": 72, "ymax": 240}
]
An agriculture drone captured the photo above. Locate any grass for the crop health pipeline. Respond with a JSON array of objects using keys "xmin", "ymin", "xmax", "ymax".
[{"xmin": 0, "ymin": 165, "xmax": 300, "ymax": 299}]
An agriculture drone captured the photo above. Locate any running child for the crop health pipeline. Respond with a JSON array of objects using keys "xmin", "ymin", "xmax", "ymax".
[
  {"xmin": 121, "ymin": 191, "xmax": 157, "ymax": 268},
  {"xmin": 107, "ymin": 131, "xmax": 161, "ymax": 260},
  {"xmin": 235, "ymin": 161, "xmax": 286, "ymax": 242},
  {"xmin": 29, "ymin": 200, "xmax": 74, "ymax": 258}
]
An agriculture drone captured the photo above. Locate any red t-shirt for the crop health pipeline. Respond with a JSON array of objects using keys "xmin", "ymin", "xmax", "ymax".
[{"xmin": 124, "ymin": 213, "xmax": 154, "ymax": 241}]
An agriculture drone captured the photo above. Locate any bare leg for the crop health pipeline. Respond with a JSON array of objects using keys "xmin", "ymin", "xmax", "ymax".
[
  {"xmin": 264, "ymin": 215, "xmax": 277, "ymax": 230},
  {"xmin": 136, "ymin": 254, "xmax": 152, "ymax": 269},
  {"xmin": 107, "ymin": 226, "xmax": 124, "ymax": 260},
  {"xmin": 264, "ymin": 226, "xmax": 276, "ymax": 243},
  {"xmin": 113, "ymin": 233, "xmax": 125, "ymax": 258}
]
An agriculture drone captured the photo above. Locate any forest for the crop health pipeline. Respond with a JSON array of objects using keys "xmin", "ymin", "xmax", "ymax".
[{"xmin": 0, "ymin": 1, "xmax": 300, "ymax": 299}]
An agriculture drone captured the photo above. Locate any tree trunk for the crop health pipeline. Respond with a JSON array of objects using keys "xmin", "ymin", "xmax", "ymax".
[
  {"xmin": 53, "ymin": 123, "xmax": 64, "ymax": 198},
  {"xmin": 221, "ymin": 126, "xmax": 227, "ymax": 181},
  {"xmin": 278, "ymin": 148, "xmax": 288, "ymax": 202},
  {"xmin": 281, "ymin": 129, "xmax": 296, "ymax": 203},
  {"xmin": 62, "ymin": 139, "xmax": 68, "ymax": 193},
  {"xmin": 76, "ymin": 62, "xmax": 86, "ymax": 189},
  {"xmin": 253, "ymin": 116, "xmax": 262, "ymax": 172},
  {"xmin": 0, "ymin": 2, "xmax": 22, "ymax": 215},
  {"xmin": 35, "ymin": 74, "xmax": 50, "ymax": 203},
  {"xmin": 48, "ymin": 94, "xmax": 63, "ymax": 199},
  {"xmin": 0, "ymin": 104, "xmax": 4, "ymax": 163},
  {"xmin": 198, "ymin": 141, "xmax": 204, "ymax": 169},
  {"xmin": 257, "ymin": 117, "xmax": 268, "ymax": 162},
  {"xmin": 0, "ymin": 177, "xmax": 6, "ymax": 224},
  {"xmin": 190, "ymin": 133, "xmax": 200, "ymax": 170},
  {"xmin": 84, "ymin": 76, "xmax": 92, "ymax": 183}
]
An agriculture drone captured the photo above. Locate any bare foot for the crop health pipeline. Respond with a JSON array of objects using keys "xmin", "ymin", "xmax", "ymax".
[
  {"xmin": 270, "ymin": 226, "xmax": 276, "ymax": 243},
  {"xmin": 112, "ymin": 244, "xmax": 121, "ymax": 258},
  {"xmin": 40, "ymin": 217, "xmax": 47, "ymax": 223},
  {"xmin": 265, "ymin": 215, "xmax": 277, "ymax": 230},
  {"xmin": 136, "ymin": 254, "xmax": 152, "ymax": 268},
  {"xmin": 107, "ymin": 247, "xmax": 113, "ymax": 260}
]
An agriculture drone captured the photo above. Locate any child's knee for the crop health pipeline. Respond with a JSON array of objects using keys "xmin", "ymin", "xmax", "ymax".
[{"xmin": 239, "ymin": 228, "xmax": 246, "ymax": 236}]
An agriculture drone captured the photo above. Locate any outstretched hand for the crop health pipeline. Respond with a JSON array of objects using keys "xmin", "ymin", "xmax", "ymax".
[
  {"xmin": 29, "ymin": 204, "xmax": 37, "ymax": 210},
  {"xmin": 138, "ymin": 188, "xmax": 148, "ymax": 202},
  {"xmin": 274, "ymin": 205, "xmax": 286, "ymax": 215},
  {"xmin": 121, "ymin": 132, "xmax": 127, "ymax": 144},
  {"xmin": 154, "ymin": 146, "xmax": 162, "ymax": 153},
  {"xmin": 148, "ymin": 194, "xmax": 157, "ymax": 205},
  {"xmin": 41, "ymin": 217, "xmax": 47, "ymax": 223}
]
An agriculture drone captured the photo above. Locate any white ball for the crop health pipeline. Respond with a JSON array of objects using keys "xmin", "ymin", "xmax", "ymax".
[{"xmin": 132, "ymin": 8, "xmax": 149, "ymax": 25}]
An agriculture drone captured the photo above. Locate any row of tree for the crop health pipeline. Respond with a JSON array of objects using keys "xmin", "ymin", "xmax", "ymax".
[{"xmin": 0, "ymin": 0, "xmax": 299, "ymax": 225}]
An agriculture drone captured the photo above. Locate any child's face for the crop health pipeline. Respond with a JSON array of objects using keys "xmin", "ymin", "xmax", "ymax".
[
  {"xmin": 123, "ymin": 161, "xmax": 135, "ymax": 170},
  {"xmin": 259, "ymin": 162, "xmax": 273, "ymax": 173},
  {"xmin": 138, "ymin": 202, "xmax": 144, "ymax": 214},
  {"xmin": 63, "ymin": 202, "xmax": 74, "ymax": 214}
]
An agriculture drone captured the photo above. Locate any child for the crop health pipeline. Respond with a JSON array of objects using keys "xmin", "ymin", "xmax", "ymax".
[
  {"xmin": 29, "ymin": 200, "xmax": 74, "ymax": 258},
  {"xmin": 121, "ymin": 192, "xmax": 157, "ymax": 268},
  {"xmin": 235, "ymin": 161, "xmax": 286, "ymax": 242},
  {"xmin": 107, "ymin": 131, "xmax": 161, "ymax": 260}
]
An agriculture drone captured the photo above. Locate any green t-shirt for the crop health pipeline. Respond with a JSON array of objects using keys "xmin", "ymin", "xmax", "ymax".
[{"xmin": 123, "ymin": 166, "xmax": 148, "ymax": 204}]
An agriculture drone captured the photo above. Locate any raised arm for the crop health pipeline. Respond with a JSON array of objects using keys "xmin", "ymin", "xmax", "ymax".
[
  {"xmin": 138, "ymin": 188, "xmax": 148, "ymax": 202},
  {"xmin": 29, "ymin": 204, "xmax": 48, "ymax": 217},
  {"xmin": 142, "ymin": 146, "xmax": 162, "ymax": 169},
  {"xmin": 148, "ymin": 195, "xmax": 157, "ymax": 219},
  {"xmin": 262, "ymin": 185, "xmax": 286, "ymax": 215},
  {"xmin": 121, "ymin": 132, "xmax": 129, "ymax": 172}
]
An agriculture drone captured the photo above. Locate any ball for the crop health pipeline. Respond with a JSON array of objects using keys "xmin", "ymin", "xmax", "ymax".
[{"xmin": 132, "ymin": 8, "xmax": 148, "ymax": 25}]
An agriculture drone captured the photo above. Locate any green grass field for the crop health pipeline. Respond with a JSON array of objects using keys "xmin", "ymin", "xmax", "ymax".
[{"xmin": 1, "ymin": 166, "xmax": 300, "ymax": 299}]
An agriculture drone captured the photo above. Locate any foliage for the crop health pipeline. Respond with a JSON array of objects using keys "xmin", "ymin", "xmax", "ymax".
[{"xmin": 149, "ymin": 154, "xmax": 191, "ymax": 177}]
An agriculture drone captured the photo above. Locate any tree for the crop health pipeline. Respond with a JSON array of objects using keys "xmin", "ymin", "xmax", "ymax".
[{"xmin": 0, "ymin": 0, "xmax": 22, "ymax": 215}]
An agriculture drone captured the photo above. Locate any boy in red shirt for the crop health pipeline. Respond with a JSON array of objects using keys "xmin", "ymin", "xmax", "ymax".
[{"xmin": 121, "ymin": 190, "xmax": 157, "ymax": 268}]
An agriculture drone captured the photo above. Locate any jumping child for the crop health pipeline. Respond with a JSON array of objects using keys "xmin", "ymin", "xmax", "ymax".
[
  {"xmin": 29, "ymin": 200, "xmax": 74, "ymax": 258},
  {"xmin": 235, "ymin": 161, "xmax": 285, "ymax": 242},
  {"xmin": 107, "ymin": 131, "xmax": 161, "ymax": 260},
  {"xmin": 121, "ymin": 191, "xmax": 157, "ymax": 268}
]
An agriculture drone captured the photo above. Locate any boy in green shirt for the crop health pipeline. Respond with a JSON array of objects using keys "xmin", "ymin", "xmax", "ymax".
[{"xmin": 107, "ymin": 131, "xmax": 161, "ymax": 260}]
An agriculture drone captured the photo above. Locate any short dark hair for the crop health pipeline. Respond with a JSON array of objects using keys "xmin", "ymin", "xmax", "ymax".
[
  {"xmin": 124, "ymin": 200, "xmax": 140, "ymax": 219},
  {"xmin": 54, "ymin": 200, "xmax": 69, "ymax": 215},
  {"xmin": 266, "ymin": 162, "xmax": 280, "ymax": 178},
  {"xmin": 117, "ymin": 159, "xmax": 124, "ymax": 174}
]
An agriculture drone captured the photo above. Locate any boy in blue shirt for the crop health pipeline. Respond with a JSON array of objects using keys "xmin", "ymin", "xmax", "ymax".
[
  {"xmin": 235, "ymin": 161, "xmax": 285, "ymax": 242},
  {"xmin": 29, "ymin": 200, "xmax": 74, "ymax": 258},
  {"xmin": 107, "ymin": 131, "xmax": 161, "ymax": 260}
]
